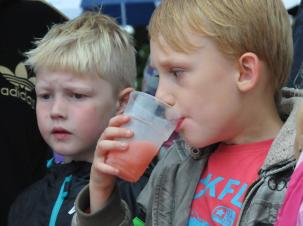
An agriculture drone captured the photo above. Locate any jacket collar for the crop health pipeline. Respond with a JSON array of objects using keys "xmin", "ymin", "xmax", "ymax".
[
  {"xmin": 262, "ymin": 93, "xmax": 303, "ymax": 170},
  {"xmin": 49, "ymin": 161, "xmax": 91, "ymax": 178}
]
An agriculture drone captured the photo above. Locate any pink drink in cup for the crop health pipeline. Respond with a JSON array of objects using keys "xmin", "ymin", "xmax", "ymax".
[
  {"xmin": 106, "ymin": 91, "xmax": 180, "ymax": 182},
  {"xmin": 106, "ymin": 141, "xmax": 158, "ymax": 182}
]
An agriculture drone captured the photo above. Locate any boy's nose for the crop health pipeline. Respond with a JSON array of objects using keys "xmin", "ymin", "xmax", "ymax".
[
  {"xmin": 155, "ymin": 87, "xmax": 175, "ymax": 107},
  {"xmin": 50, "ymin": 98, "xmax": 67, "ymax": 119},
  {"xmin": 155, "ymin": 77, "xmax": 175, "ymax": 106}
]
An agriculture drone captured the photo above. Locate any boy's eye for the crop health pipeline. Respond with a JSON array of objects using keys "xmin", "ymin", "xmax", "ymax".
[
  {"xmin": 38, "ymin": 94, "xmax": 50, "ymax": 100},
  {"xmin": 171, "ymin": 69, "xmax": 184, "ymax": 78},
  {"xmin": 72, "ymin": 93, "xmax": 85, "ymax": 99}
]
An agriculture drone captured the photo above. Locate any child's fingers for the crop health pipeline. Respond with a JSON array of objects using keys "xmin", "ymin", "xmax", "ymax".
[
  {"xmin": 93, "ymin": 139, "xmax": 129, "ymax": 177},
  {"xmin": 90, "ymin": 158, "xmax": 118, "ymax": 189},
  {"xmin": 91, "ymin": 140, "xmax": 127, "ymax": 180},
  {"xmin": 95, "ymin": 140, "xmax": 129, "ymax": 157},
  {"xmin": 100, "ymin": 126, "xmax": 133, "ymax": 140},
  {"xmin": 92, "ymin": 160, "xmax": 119, "ymax": 177},
  {"xmin": 108, "ymin": 114, "xmax": 131, "ymax": 127}
]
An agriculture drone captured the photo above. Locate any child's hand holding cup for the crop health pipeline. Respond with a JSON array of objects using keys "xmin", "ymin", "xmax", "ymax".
[{"xmin": 105, "ymin": 91, "xmax": 181, "ymax": 182}]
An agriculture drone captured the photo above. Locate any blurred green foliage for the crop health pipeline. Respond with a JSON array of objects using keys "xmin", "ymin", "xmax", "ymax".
[
  {"xmin": 136, "ymin": 43, "xmax": 150, "ymax": 90},
  {"xmin": 133, "ymin": 27, "xmax": 150, "ymax": 90}
]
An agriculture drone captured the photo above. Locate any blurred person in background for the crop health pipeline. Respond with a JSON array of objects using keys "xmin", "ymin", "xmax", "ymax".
[
  {"xmin": 286, "ymin": 0, "xmax": 303, "ymax": 88},
  {"xmin": 0, "ymin": 0, "xmax": 66, "ymax": 225}
]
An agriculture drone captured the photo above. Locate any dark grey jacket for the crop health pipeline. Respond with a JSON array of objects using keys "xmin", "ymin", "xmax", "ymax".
[{"xmin": 73, "ymin": 90, "xmax": 303, "ymax": 226}]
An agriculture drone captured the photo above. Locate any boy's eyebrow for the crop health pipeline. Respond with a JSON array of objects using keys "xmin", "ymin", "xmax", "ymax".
[
  {"xmin": 157, "ymin": 59, "xmax": 188, "ymax": 69},
  {"xmin": 151, "ymin": 52, "xmax": 192, "ymax": 69},
  {"xmin": 35, "ymin": 82, "xmax": 47, "ymax": 89},
  {"xmin": 151, "ymin": 58, "xmax": 172, "ymax": 69},
  {"xmin": 35, "ymin": 81, "xmax": 94, "ymax": 90},
  {"xmin": 64, "ymin": 82, "xmax": 92, "ymax": 88},
  {"xmin": 63, "ymin": 84, "xmax": 96, "ymax": 93}
]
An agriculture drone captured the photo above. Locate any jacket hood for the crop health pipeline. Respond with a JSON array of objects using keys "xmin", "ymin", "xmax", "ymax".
[{"xmin": 262, "ymin": 87, "xmax": 303, "ymax": 170}]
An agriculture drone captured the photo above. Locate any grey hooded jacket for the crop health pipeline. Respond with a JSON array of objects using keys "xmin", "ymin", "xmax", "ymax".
[{"xmin": 72, "ymin": 88, "xmax": 303, "ymax": 226}]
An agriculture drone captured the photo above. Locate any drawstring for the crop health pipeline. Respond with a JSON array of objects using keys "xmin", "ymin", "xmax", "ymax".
[{"xmin": 49, "ymin": 175, "xmax": 73, "ymax": 226}]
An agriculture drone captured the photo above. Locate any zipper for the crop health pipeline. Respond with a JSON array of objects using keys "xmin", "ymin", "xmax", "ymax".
[
  {"xmin": 47, "ymin": 158, "xmax": 54, "ymax": 169},
  {"xmin": 49, "ymin": 175, "xmax": 73, "ymax": 226},
  {"xmin": 236, "ymin": 177, "xmax": 264, "ymax": 226}
]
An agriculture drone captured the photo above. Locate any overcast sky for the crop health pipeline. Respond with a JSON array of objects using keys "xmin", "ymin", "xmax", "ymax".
[
  {"xmin": 284, "ymin": 0, "xmax": 301, "ymax": 8},
  {"xmin": 46, "ymin": 0, "xmax": 301, "ymax": 19}
]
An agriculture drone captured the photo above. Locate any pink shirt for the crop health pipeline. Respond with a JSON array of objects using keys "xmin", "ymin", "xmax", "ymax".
[
  {"xmin": 275, "ymin": 153, "xmax": 303, "ymax": 226},
  {"xmin": 297, "ymin": 153, "xmax": 303, "ymax": 226},
  {"xmin": 188, "ymin": 139, "xmax": 272, "ymax": 226}
]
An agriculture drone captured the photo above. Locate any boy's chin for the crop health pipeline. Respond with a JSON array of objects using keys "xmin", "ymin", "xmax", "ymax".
[
  {"xmin": 180, "ymin": 134, "xmax": 201, "ymax": 148},
  {"xmin": 181, "ymin": 134, "xmax": 214, "ymax": 149}
]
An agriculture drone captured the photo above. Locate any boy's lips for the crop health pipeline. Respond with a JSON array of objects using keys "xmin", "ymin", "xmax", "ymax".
[
  {"xmin": 51, "ymin": 127, "xmax": 71, "ymax": 140},
  {"xmin": 175, "ymin": 117, "xmax": 185, "ymax": 132}
]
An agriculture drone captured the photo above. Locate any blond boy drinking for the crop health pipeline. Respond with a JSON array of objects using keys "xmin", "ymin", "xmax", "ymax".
[
  {"xmin": 8, "ymin": 11, "xmax": 139, "ymax": 226},
  {"xmin": 73, "ymin": 1, "xmax": 302, "ymax": 226}
]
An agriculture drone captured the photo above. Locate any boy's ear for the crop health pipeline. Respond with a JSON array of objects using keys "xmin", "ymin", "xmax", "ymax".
[
  {"xmin": 116, "ymin": 87, "xmax": 134, "ymax": 115},
  {"xmin": 236, "ymin": 52, "xmax": 260, "ymax": 92}
]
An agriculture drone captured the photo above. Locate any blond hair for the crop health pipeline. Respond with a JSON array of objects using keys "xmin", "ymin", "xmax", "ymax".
[
  {"xmin": 149, "ymin": 0, "xmax": 293, "ymax": 93},
  {"xmin": 26, "ymin": 11, "xmax": 136, "ymax": 95}
]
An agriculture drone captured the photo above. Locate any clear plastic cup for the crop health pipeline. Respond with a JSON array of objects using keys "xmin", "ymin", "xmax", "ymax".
[{"xmin": 106, "ymin": 91, "xmax": 180, "ymax": 182}]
